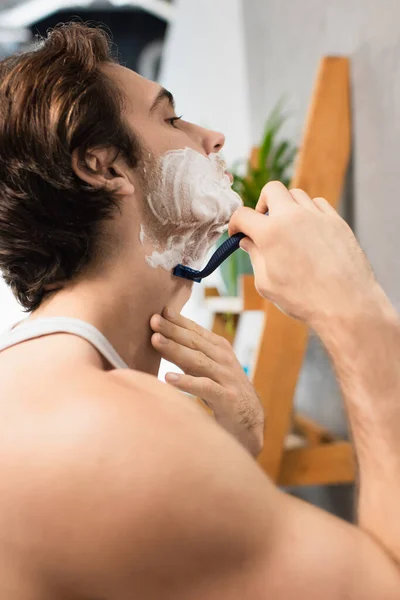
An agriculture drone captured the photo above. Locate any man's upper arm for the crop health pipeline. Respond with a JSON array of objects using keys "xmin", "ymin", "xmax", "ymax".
[{"xmin": 46, "ymin": 371, "xmax": 400, "ymax": 599}]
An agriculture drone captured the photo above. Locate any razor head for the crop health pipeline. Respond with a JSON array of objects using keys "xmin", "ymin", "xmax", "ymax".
[{"xmin": 173, "ymin": 264, "xmax": 202, "ymax": 283}]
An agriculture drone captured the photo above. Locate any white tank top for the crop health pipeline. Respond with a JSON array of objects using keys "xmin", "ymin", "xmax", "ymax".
[{"xmin": 0, "ymin": 317, "xmax": 129, "ymax": 370}]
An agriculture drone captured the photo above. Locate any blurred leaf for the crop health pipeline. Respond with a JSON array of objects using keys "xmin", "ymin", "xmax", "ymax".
[
  {"xmin": 272, "ymin": 140, "xmax": 289, "ymax": 169},
  {"xmin": 230, "ymin": 99, "xmax": 297, "ymax": 210}
]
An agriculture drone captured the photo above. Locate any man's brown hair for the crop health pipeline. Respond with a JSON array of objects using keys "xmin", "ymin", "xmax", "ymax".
[{"xmin": 0, "ymin": 22, "xmax": 139, "ymax": 311}]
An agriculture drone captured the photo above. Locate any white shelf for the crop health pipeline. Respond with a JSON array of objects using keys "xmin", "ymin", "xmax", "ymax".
[{"xmin": 204, "ymin": 296, "xmax": 243, "ymax": 314}]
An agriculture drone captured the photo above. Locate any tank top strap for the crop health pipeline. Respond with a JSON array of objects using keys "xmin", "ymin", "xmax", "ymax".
[{"xmin": 0, "ymin": 317, "xmax": 129, "ymax": 370}]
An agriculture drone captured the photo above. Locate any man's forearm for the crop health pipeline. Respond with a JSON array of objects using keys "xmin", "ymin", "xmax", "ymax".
[{"xmin": 314, "ymin": 284, "xmax": 400, "ymax": 564}]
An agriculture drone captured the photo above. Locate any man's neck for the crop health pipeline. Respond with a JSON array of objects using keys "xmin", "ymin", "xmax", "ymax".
[{"xmin": 31, "ymin": 261, "xmax": 192, "ymax": 375}]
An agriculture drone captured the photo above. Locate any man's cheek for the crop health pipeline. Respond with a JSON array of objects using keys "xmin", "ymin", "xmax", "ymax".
[{"xmin": 139, "ymin": 147, "xmax": 242, "ymax": 272}]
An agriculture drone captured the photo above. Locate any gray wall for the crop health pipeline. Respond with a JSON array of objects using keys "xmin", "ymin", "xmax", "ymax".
[
  {"xmin": 243, "ymin": 0, "xmax": 400, "ymax": 518},
  {"xmin": 244, "ymin": 0, "xmax": 400, "ymax": 306}
]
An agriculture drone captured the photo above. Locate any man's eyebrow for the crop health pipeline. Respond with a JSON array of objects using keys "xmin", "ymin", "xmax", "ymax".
[{"xmin": 149, "ymin": 87, "xmax": 175, "ymax": 114}]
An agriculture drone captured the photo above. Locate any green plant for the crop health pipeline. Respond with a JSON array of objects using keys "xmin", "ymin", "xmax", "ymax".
[
  {"xmin": 218, "ymin": 101, "xmax": 297, "ymax": 296},
  {"xmin": 231, "ymin": 101, "xmax": 297, "ymax": 209}
]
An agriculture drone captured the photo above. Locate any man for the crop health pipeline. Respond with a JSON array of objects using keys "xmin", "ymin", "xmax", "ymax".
[{"xmin": 0, "ymin": 22, "xmax": 399, "ymax": 600}]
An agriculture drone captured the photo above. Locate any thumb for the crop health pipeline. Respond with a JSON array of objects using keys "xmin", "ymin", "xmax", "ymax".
[
  {"xmin": 239, "ymin": 237, "xmax": 256, "ymax": 254},
  {"xmin": 228, "ymin": 206, "xmax": 267, "ymax": 240}
]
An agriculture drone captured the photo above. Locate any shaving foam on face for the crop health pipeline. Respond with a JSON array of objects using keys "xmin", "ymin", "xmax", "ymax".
[{"xmin": 140, "ymin": 148, "xmax": 242, "ymax": 271}]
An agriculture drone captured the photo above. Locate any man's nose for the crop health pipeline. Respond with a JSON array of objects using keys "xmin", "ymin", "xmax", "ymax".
[{"xmin": 201, "ymin": 127, "xmax": 226, "ymax": 155}]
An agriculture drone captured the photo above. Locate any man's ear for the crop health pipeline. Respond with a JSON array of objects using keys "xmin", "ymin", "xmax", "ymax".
[{"xmin": 71, "ymin": 147, "xmax": 135, "ymax": 196}]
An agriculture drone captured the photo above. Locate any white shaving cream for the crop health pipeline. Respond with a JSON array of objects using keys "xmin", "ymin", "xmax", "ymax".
[{"xmin": 140, "ymin": 147, "xmax": 243, "ymax": 271}]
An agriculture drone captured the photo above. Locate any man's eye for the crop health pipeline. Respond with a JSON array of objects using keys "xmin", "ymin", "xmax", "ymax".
[{"xmin": 166, "ymin": 116, "xmax": 183, "ymax": 129}]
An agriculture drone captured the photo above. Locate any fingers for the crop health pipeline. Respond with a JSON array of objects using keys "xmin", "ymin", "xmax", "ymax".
[
  {"xmin": 165, "ymin": 372, "xmax": 223, "ymax": 410},
  {"xmin": 255, "ymin": 181, "xmax": 294, "ymax": 214},
  {"xmin": 150, "ymin": 315, "xmax": 220, "ymax": 361},
  {"xmin": 229, "ymin": 181, "xmax": 333, "ymax": 240},
  {"xmin": 229, "ymin": 181, "xmax": 297, "ymax": 238},
  {"xmin": 290, "ymin": 188, "xmax": 319, "ymax": 212},
  {"xmin": 165, "ymin": 373, "xmax": 219, "ymax": 405},
  {"xmin": 162, "ymin": 308, "xmax": 216, "ymax": 344},
  {"xmin": 151, "ymin": 332, "xmax": 220, "ymax": 379},
  {"xmin": 228, "ymin": 206, "xmax": 268, "ymax": 239},
  {"xmin": 239, "ymin": 237, "xmax": 256, "ymax": 255},
  {"xmin": 313, "ymin": 196, "xmax": 338, "ymax": 215},
  {"xmin": 229, "ymin": 187, "xmax": 293, "ymax": 242},
  {"xmin": 255, "ymin": 181, "xmax": 335, "ymax": 216}
]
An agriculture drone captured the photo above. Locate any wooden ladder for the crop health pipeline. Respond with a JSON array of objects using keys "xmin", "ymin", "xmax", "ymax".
[{"xmin": 206, "ymin": 56, "xmax": 355, "ymax": 486}]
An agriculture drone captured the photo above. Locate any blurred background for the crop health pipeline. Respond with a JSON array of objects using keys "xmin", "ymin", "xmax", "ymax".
[{"xmin": 1, "ymin": 0, "xmax": 399, "ymax": 521}]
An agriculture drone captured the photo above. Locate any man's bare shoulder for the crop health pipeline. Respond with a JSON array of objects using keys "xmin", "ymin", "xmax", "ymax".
[
  {"xmin": 75, "ymin": 366, "xmax": 216, "ymax": 450},
  {"xmin": 10, "ymin": 367, "xmax": 400, "ymax": 600},
  {"xmin": 38, "ymin": 367, "xmax": 271, "ymax": 596},
  {"xmin": 70, "ymin": 370, "xmax": 400, "ymax": 600},
  {"xmin": 68, "ymin": 366, "xmax": 258, "ymax": 496}
]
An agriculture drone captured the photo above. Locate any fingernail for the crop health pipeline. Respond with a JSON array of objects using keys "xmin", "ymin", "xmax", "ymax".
[
  {"xmin": 239, "ymin": 239, "xmax": 249, "ymax": 253},
  {"xmin": 157, "ymin": 334, "xmax": 169, "ymax": 344},
  {"xmin": 166, "ymin": 373, "xmax": 179, "ymax": 382}
]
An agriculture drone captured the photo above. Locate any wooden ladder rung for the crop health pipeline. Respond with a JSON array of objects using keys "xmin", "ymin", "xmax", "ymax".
[{"xmin": 277, "ymin": 442, "xmax": 355, "ymax": 486}]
